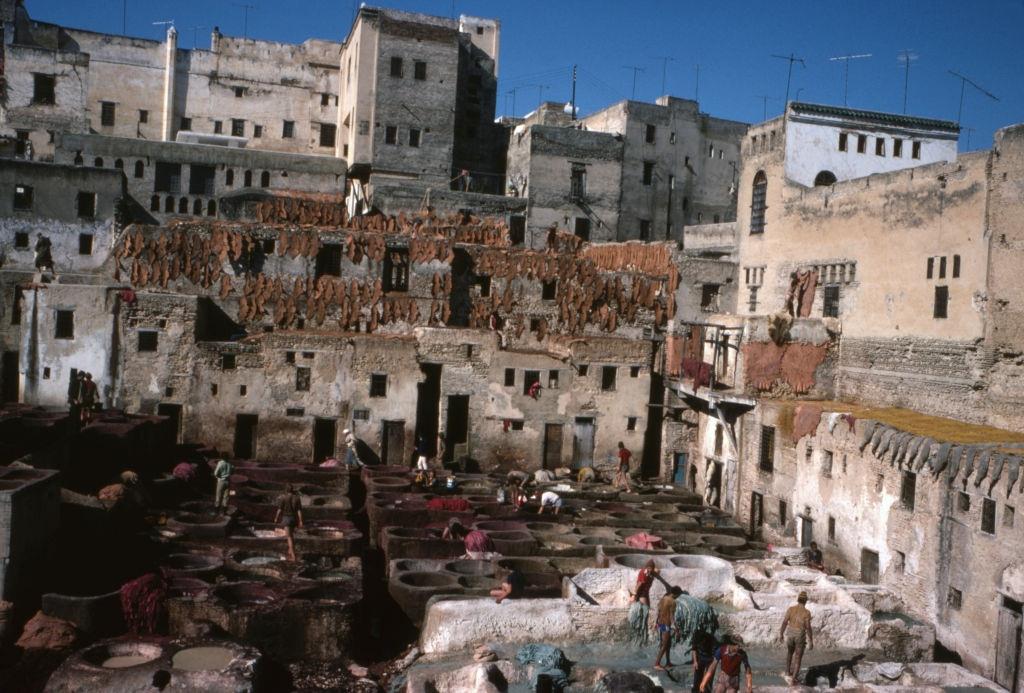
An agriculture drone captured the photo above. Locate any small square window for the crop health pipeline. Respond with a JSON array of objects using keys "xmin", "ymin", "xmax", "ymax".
[
  {"xmin": 578, "ymin": 363, "xmax": 589, "ymax": 377},
  {"xmin": 541, "ymin": 280, "xmax": 557, "ymax": 300},
  {"xmin": 821, "ymin": 450, "xmax": 834, "ymax": 477},
  {"xmin": 414, "ymin": 61, "xmax": 427, "ymax": 80},
  {"xmin": 100, "ymin": 101, "xmax": 116, "ymax": 127},
  {"xmin": 239, "ymin": 385, "xmax": 247, "ymax": 396},
  {"xmin": 523, "ymin": 370, "xmax": 540, "ymax": 395},
  {"xmin": 139, "ymin": 109, "xmax": 149, "ymax": 123},
  {"xmin": 302, "ymin": 351, "xmax": 314, "ymax": 359},
  {"xmin": 370, "ymin": 373, "xmax": 387, "ymax": 397},
  {"xmin": 286, "ymin": 351, "xmax": 296, "ymax": 364},
  {"xmin": 353, "ymin": 409, "xmax": 369, "ymax": 420},
  {"xmin": 409, "ymin": 128, "xmax": 421, "ymax": 147},
  {"xmin": 895, "ymin": 550, "xmax": 906, "ymax": 574},
  {"xmin": 893, "ymin": 138, "xmax": 903, "ymax": 157},
  {"xmin": 669, "ymin": 132, "xmax": 676, "ymax": 144},
  {"xmin": 1004, "ymin": 505, "xmax": 1015, "ymax": 528},
  {"xmin": 283, "ymin": 120, "xmax": 295, "ymax": 138},
  {"xmin": 504, "ymin": 368, "xmax": 515, "ymax": 387},
  {"xmin": 645, "ymin": 124, "xmax": 656, "ymax": 144},
  {"xmin": 180, "ymin": 117, "xmax": 192, "ymax": 131},
  {"xmin": 138, "ymin": 330, "xmax": 158, "ymax": 352},
  {"xmin": 958, "ymin": 491, "xmax": 971, "ymax": 512},
  {"xmin": 321, "ymin": 92, "xmax": 331, "ymax": 106},
  {"xmin": 529, "ymin": 318, "xmax": 541, "ymax": 331},
  {"xmin": 33, "ymin": 74, "xmax": 56, "ymax": 104},
  {"xmin": 385, "ymin": 126, "xmax": 398, "ymax": 145},
  {"xmin": 78, "ymin": 233, "xmax": 93, "ymax": 255},
  {"xmin": 626, "ymin": 416, "xmax": 637, "ymax": 431},
  {"xmin": 234, "ymin": 86, "xmax": 245, "ymax": 98},
  {"xmin": 77, "ymin": 191, "xmax": 96, "ymax": 219},
  {"xmin": 876, "ymin": 474, "xmax": 885, "ymax": 493},
  {"xmin": 779, "ymin": 499, "xmax": 788, "ymax": 525},
  {"xmin": 934, "ymin": 286, "xmax": 949, "ymax": 319},
  {"xmin": 948, "ymin": 587, "xmax": 963, "ymax": 610},
  {"xmin": 838, "ymin": 132, "xmax": 848, "ymax": 152},
  {"xmin": 43, "ymin": 367, "xmax": 50, "ymax": 379},
  {"xmin": 286, "ymin": 407, "xmax": 305, "ymax": 417},
  {"xmin": 211, "ymin": 384, "xmax": 218, "ymax": 396},
  {"xmin": 939, "ymin": 256, "xmax": 947, "ymax": 279},
  {"xmin": 630, "ymin": 366, "xmax": 640, "ymax": 378},
  {"xmin": 253, "ymin": 124, "xmax": 263, "ymax": 138},
  {"xmin": 759, "ymin": 425, "xmax": 775, "ymax": 472},
  {"xmin": 478, "ymin": 276, "xmax": 490, "ymax": 297},
  {"xmin": 390, "ymin": 56, "xmax": 404, "ymax": 78},
  {"xmin": 55, "ymin": 310, "xmax": 74, "ymax": 339},
  {"xmin": 14, "ymin": 184, "xmax": 33, "ymax": 211},
  {"xmin": 953, "ymin": 254, "xmax": 961, "ymax": 279},
  {"xmin": 601, "ymin": 366, "xmax": 617, "ymax": 391},
  {"xmin": 296, "ymin": 366, "xmax": 311, "ymax": 391},
  {"xmin": 548, "ymin": 370, "xmax": 559, "ymax": 388},
  {"xmin": 320, "ymin": 123, "xmax": 337, "ymax": 148},
  {"xmin": 221, "ymin": 354, "xmax": 236, "ymax": 370},
  {"xmin": 214, "ymin": 120, "xmax": 223, "ymax": 134},
  {"xmin": 510, "ymin": 420, "xmax": 524, "ymax": 431}
]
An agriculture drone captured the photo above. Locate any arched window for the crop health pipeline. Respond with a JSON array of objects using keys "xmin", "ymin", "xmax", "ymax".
[
  {"xmin": 244, "ymin": 170, "xmax": 253, "ymax": 187},
  {"xmin": 164, "ymin": 196, "xmax": 174, "ymax": 212},
  {"xmin": 225, "ymin": 169, "xmax": 234, "ymax": 186},
  {"xmin": 74, "ymin": 153, "xmax": 84, "ymax": 166},
  {"xmin": 114, "ymin": 158, "xmax": 124, "ymax": 170},
  {"xmin": 207, "ymin": 199, "xmax": 217, "ymax": 216},
  {"xmin": 813, "ymin": 170, "xmax": 837, "ymax": 187},
  {"xmin": 134, "ymin": 161, "xmax": 145, "ymax": 178},
  {"xmin": 94, "ymin": 157, "xmax": 104, "ymax": 167},
  {"xmin": 193, "ymin": 199, "xmax": 203, "ymax": 215},
  {"xmin": 750, "ymin": 171, "xmax": 767, "ymax": 234},
  {"xmin": 178, "ymin": 197, "xmax": 188, "ymax": 213},
  {"xmin": 260, "ymin": 171, "xmax": 270, "ymax": 187},
  {"xmin": 150, "ymin": 195, "xmax": 160, "ymax": 212}
]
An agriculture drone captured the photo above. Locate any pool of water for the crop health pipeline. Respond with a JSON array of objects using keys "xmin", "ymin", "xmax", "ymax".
[
  {"xmin": 102, "ymin": 654, "xmax": 156, "ymax": 668},
  {"xmin": 172, "ymin": 646, "xmax": 234, "ymax": 672}
]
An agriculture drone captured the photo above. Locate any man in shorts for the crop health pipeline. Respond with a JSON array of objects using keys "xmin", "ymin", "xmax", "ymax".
[
  {"xmin": 780, "ymin": 590, "xmax": 814, "ymax": 681},
  {"xmin": 700, "ymin": 635, "xmax": 752, "ymax": 693},
  {"xmin": 616, "ymin": 441, "xmax": 633, "ymax": 492},
  {"xmin": 273, "ymin": 483, "xmax": 304, "ymax": 561},
  {"xmin": 535, "ymin": 490, "xmax": 563, "ymax": 515},
  {"xmin": 653, "ymin": 586, "xmax": 682, "ymax": 670}
]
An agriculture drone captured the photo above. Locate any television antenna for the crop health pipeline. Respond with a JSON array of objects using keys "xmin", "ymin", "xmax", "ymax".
[
  {"xmin": 828, "ymin": 53, "xmax": 871, "ymax": 106},
  {"xmin": 771, "ymin": 53, "xmax": 805, "ymax": 106},
  {"xmin": 948, "ymin": 69, "xmax": 998, "ymax": 125},
  {"xmin": 233, "ymin": 3, "xmax": 256, "ymax": 39},
  {"xmin": 622, "ymin": 65, "xmax": 645, "ymax": 100},
  {"xmin": 897, "ymin": 50, "xmax": 918, "ymax": 113}
]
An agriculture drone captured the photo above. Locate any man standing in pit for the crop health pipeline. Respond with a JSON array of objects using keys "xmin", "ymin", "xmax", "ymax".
[
  {"xmin": 779, "ymin": 590, "xmax": 814, "ymax": 682},
  {"xmin": 700, "ymin": 635, "xmax": 753, "ymax": 693},
  {"xmin": 653, "ymin": 585, "xmax": 682, "ymax": 670},
  {"xmin": 616, "ymin": 441, "xmax": 633, "ymax": 492}
]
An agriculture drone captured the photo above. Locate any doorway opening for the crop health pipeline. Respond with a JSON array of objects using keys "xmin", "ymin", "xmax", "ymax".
[
  {"xmin": 313, "ymin": 418, "xmax": 337, "ymax": 464},
  {"xmin": 1, "ymin": 351, "xmax": 18, "ymax": 402},
  {"xmin": 751, "ymin": 491, "xmax": 764, "ymax": 535},
  {"xmin": 414, "ymin": 363, "xmax": 442, "ymax": 457},
  {"xmin": 996, "ymin": 596, "xmax": 1022, "ymax": 692},
  {"xmin": 156, "ymin": 403, "xmax": 182, "ymax": 444},
  {"xmin": 572, "ymin": 417, "xmax": 595, "ymax": 469},
  {"xmin": 543, "ymin": 423, "xmax": 563, "ymax": 469},
  {"xmin": 445, "ymin": 395, "xmax": 469, "ymax": 464},
  {"xmin": 233, "ymin": 414, "xmax": 258, "ymax": 459},
  {"xmin": 381, "ymin": 420, "xmax": 406, "ymax": 467},
  {"xmin": 860, "ymin": 548, "xmax": 880, "ymax": 584}
]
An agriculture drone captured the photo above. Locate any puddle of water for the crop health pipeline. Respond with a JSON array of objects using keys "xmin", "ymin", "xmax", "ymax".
[
  {"xmin": 103, "ymin": 654, "xmax": 156, "ymax": 668},
  {"xmin": 240, "ymin": 556, "xmax": 280, "ymax": 565},
  {"xmin": 172, "ymin": 646, "xmax": 234, "ymax": 671}
]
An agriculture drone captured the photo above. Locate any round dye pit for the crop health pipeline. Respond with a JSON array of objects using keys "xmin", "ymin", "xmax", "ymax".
[
  {"xmin": 473, "ymin": 520, "xmax": 526, "ymax": 532},
  {"xmin": 458, "ymin": 575, "xmax": 499, "ymax": 590},
  {"xmin": 83, "ymin": 641, "xmax": 163, "ymax": 669},
  {"xmin": 172, "ymin": 646, "xmax": 235, "ymax": 671},
  {"xmin": 163, "ymin": 553, "xmax": 223, "ymax": 575},
  {"xmin": 444, "ymin": 560, "xmax": 494, "ymax": 576},
  {"xmin": 393, "ymin": 559, "xmax": 438, "ymax": 573},
  {"xmin": 397, "ymin": 572, "xmax": 459, "ymax": 588},
  {"xmin": 214, "ymin": 583, "xmax": 278, "ymax": 606}
]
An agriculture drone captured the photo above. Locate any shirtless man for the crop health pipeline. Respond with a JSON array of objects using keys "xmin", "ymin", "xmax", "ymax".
[{"xmin": 780, "ymin": 591, "xmax": 815, "ymax": 681}]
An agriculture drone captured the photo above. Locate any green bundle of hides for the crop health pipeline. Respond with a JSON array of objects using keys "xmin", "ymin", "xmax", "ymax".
[
  {"xmin": 516, "ymin": 643, "xmax": 570, "ymax": 691},
  {"xmin": 627, "ymin": 601, "xmax": 651, "ymax": 647},
  {"xmin": 674, "ymin": 593, "xmax": 719, "ymax": 648}
]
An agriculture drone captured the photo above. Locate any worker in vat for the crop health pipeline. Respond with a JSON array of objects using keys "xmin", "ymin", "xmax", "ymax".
[
  {"xmin": 490, "ymin": 567, "xmax": 525, "ymax": 603},
  {"xmin": 534, "ymin": 490, "xmax": 563, "ymax": 515},
  {"xmin": 213, "ymin": 457, "xmax": 233, "ymax": 514},
  {"xmin": 699, "ymin": 634, "xmax": 753, "ymax": 693},
  {"xmin": 779, "ymin": 590, "xmax": 814, "ymax": 682},
  {"xmin": 653, "ymin": 585, "xmax": 683, "ymax": 670},
  {"xmin": 629, "ymin": 558, "xmax": 659, "ymax": 607},
  {"xmin": 616, "ymin": 441, "xmax": 634, "ymax": 492},
  {"xmin": 273, "ymin": 483, "xmax": 304, "ymax": 561},
  {"xmin": 443, "ymin": 518, "xmax": 498, "ymax": 559}
]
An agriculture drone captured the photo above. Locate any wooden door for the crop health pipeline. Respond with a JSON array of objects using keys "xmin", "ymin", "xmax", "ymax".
[
  {"xmin": 543, "ymin": 424, "xmax": 562, "ymax": 469},
  {"xmin": 381, "ymin": 421, "xmax": 405, "ymax": 467},
  {"xmin": 996, "ymin": 606, "xmax": 1022, "ymax": 692},
  {"xmin": 571, "ymin": 417, "xmax": 594, "ymax": 468}
]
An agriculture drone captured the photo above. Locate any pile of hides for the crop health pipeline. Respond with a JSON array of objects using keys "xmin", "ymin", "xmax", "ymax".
[
  {"xmin": 624, "ymin": 533, "xmax": 666, "ymax": 550},
  {"xmin": 673, "ymin": 594, "xmax": 719, "ymax": 648},
  {"xmin": 626, "ymin": 602, "xmax": 651, "ymax": 647},
  {"xmin": 425, "ymin": 497, "xmax": 471, "ymax": 513},
  {"xmin": 515, "ymin": 643, "xmax": 570, "ymax": 691},
  {"xmin": 120, "ymin": 572, "xmax": 167, "ymax": 635}
]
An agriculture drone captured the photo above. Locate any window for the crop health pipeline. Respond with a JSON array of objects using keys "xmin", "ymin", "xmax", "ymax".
[
  {"xmin": 645, "ymin": 124, "xmax": 656, "ymax": 144},
  {"xmin": 759, "ymin": 425, "xmax": 775, "ymax": 472},
  {"xmin": 239, "ymin": 385, "xmax": 247, "ymax": 396},
  {"xmin": 1005, "ymin": 505, "xmax": 1015, "ymax": 528},
  {"xmin": 548, "ymin": 370, "xmax": 559, "ymax": 388},
  {"xmin": 570, "ymin": 164, "xmax": 586, "ymax": 200},
  {"xmin": 541, "ymin": 280, "xmax": 557, "ymax": 300},
  {"xmin": 939, "ymin": 256, "xmax": 947, "ymax": 279},
  {"xmin": 934, "ymin": 286, "xmax": 949, "ymax": 319},
  {"xmin": 714, "ymin": 424, "xmax": 723, "ymax": 456},
  {"xmin": 77, "ymin": 192, "xmax": 96, "ymax": 219},
  {"xmin": 779, "ymin": 500, "xmax": 788, "ymax": 525},
  {"xmin": 213, "ymin": 120, "xmax": 223, "ymax": 134},
  {"xmin": 315, "ymin": 244, "xmax": 343, "ymax": 278},
  {"xmin": 409, "ymin": 128, "xmax": 421, "ymax": 147},
  {"xmin": 477, "ymin": 276, "xmax": 491, "ymax": 297},
  {"xmin": 856, "ymin": 134, "xmax": 867, "ymax": 153},
  {"xmin": 150, "ymin": 195, "xmax": 159, "ymax": 211},
  {"xmin": 390, "ymin": 56, "xmax": 404, "ymax": 77},
  {"xmin": 504, "ymin": 368, "xmax": 516, "ymax": 387},
  {"xmin": 813, "ymin": 170, "xmax": 837, "ymax": 186},
  {"xmin": 630, "ymin": 365, "xmax": 640, "ymax": 378},
  {"xmin": 414, "ymin": 60, "xmax": 427, "ymax": 80},
  {"xmin": 577, "ymin": 363, "xmax": 589, "ymax": 377},
  {"xmin": 708, "ymin": 144, "xmax": 715, "ymax": 157},
  {"xmin": 627, "ymin": 417, "xmax": 637, "ymax": 431},
  {"xmin": 78, "ymin": 234, "xmax": 93, "ymax": 255},
  {"xmin": 574, "ymin": 218, "xmax": 591, "ymax": 241},
  {"xmin": 244, "ymin": 170, "xmax": 253, "ymax": 187},
  {"xmin": 901, "ymin": 471, "xmax": 916, "ymax": 510},
  {"xmin": 94, "ymin": 157, "xmax": 104, "ymax": 167},
  {"xmin": 370, "ymin": 373, "xmax": 387, "ymax": 397},
  {"xmin": 838, "ymin": 132, "xmax": 848, "ymax": 151},
  {"xmin": 982, "ymin": 497, "xmax": 996, "ymax": 534},
  {"xmin": 33, "ymin": 74, "xmax": 56, "ymax": 104},
  {"xmin": 382, "ymin": 247, "xmax": 409, "ymax": 292},
  {"xmin": 958, "ymin": 491, "xmax": 971, "ymax": 512},
  {"xmin": 821, "ymin": 450, "xmax": 834, "ymax": 477},
  {"xmin": 639, "ymin": 219, "xmax": 651, "ymax": 240},
  {"xmin": 296, "ymin": 367, "xmax": 311, "ymax": 392},
  {"xmin": 510, "ymin": 216, "xmax": 526, "ymax": 246},
  {"xmin": 320, "ymin": 123, "xmax": 337, "ymax": 148},
  {"xmin": 283, "ymin": 120, "xmax": 295, "ymax": 138},
  {"xmin": 912, "ymin": 141, "xmax": 921, "ymax": 159},
  {"xmin": 700, "ymin": 284, "xmax": 720, "ymax": 312},
  {"xmin": 750, "ymin": 171, "xmax": 767, "ymax": 234},
  {"xmin": 138, "ymin": 330, "xmax": 158, "ymax": 352},
  {"xmin": 507, "ymin": 419, "xmax": 524, "ymax": 431},
  {"xmin": 286, "ymin": 407, "xmax": 305, "ymax": 417},
  {"xmin": 894, "ymin": 550, "xmax": 906, "ymax": 574},
  {"xmin": 320, "ymin": 92, "xmax": 331, "ymax": 107},
  {"xmin": 876, "ymin": 474, "xmax": 885, "ymax": 493},
  {"xmin": 893, "ymin": 138, "xmax": 903, "ymax": 157},
  {"xmin": 823, "ymin": 285, "xmax": 840, "ymax": 317},
  {"xmin": 231, "ymin": 119, "xmax": 245, "ymax": 137},
  {"xmin": 601, "ymin": 366, "xmax": 617, "ymax": 391},
  {"xmin": 180, "ymin": 117, "xmax": 192, "ymax": 131},
  {"xmin": 12, "ymin": 286, "xmax": 23, "ymax": 324},
  {"xmin": 253, "ymin": 124, "xmax": 262, "ymax": 138},
  {"xmin": 221, "ymin": 354, "xmax": 236, "ymax": 370},
  {"xmin": 948, "ymin": 587, "xmax": 963, "ymax": 610},
  {"xmin": 875, "ymin": 137, "xmax": 885, "ymax": 156},
  {"xmin": 13, "ymin": 184, "xmax": 33, "ymax": 210},
  {"xmin": 953, "ymin": 255, "xmax": 960, "ymax": 278},
  {"xmin": 670, "ymin": 132, "xmax": 676, "ymax": 144},
  {"xmin": 55, "ymin": 310, "xmax": 74, "ymax": 339},
  {"xmin": 385, "ymin": 126, "xmax": 397, "ymax": 145},
  {"xmin": 828, "ymin": 515, "xmax": 836, "ymax": 543},
  {"xmin": 260, "ymin": 171, "xmax": 270, "ymax": 187},
  {"xmin": 134, "ymin": 161, "xmax": 144, "ymax": 178},
  {"xmin": 927, "ymin": 257, "xmax": 934, "ymax": 279},
  {"xmin": 747, "ymin": 287, "xmax": 758, "ymax": 313},
  {"xmin": 523, "ymin": 370, "xmax": 540, "ymax": 395},
  {"xmin": 642, "ymin": 162, "xmax": 654, "ymax": 185},
  {"xmin": 353, "ymin": 409, "xmax": 369, "ymax": 420},
  {"xmin": 189, "ymin": 164, "xmax": 216, "ymax": 195},
  {"xmin": 139, "ymin": 109, "xmax": 149, "ymax": 124}
]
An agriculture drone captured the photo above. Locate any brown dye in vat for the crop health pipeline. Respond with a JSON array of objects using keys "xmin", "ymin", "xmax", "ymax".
[
  {"xmin": 172, "ymin": 646, "xmax": 234, "ymax": 671},
  {"xmin": 103, "ymin": 654, "xmax": 157, "ymax": 668}
]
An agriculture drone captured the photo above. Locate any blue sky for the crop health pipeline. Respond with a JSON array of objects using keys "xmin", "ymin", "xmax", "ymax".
[{"xmin": 29, "ymin": 0, "xmax": 1024, "ymax": 150}]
